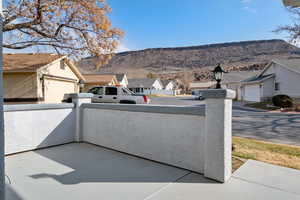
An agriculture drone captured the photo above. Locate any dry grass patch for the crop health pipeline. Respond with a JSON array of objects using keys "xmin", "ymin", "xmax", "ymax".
[
  {"xmin": 233, "ymin": 137, "xmax": 300, "ymax": 170},
  {"xmin": 245, "ymin": 101, "xmax": 279, "ymax": 111},
  {"xmin": 232, "ymin": 157, "xmax": 245, "ymax": 172}
]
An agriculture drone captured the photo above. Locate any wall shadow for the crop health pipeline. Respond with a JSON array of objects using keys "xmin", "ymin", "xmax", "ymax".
[
  {"xmin": 5, "ymin": 184, "xmax": 24, "ymax": 200},
  {"xmin": 30, "ymin": 143, "xmax": 217, "ymax": 184},
  {"xmin": 36, "ymin": 110, "xmax": 76, "ymax": 149}
]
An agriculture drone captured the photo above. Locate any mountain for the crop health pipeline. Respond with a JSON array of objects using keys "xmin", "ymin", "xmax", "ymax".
[{"xmin": 77, "ymin": 39, "xmax": 300, "ymax": 80}]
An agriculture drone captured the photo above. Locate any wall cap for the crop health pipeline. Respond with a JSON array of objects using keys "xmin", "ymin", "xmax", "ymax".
[
  {"xmin": 68, "ymin": 93, "xmax": 93, "ymax": 99},
  {"xmin": 201, "ymin": 89, "xmax": 236, "ymax": 99},
  {"xmin": 82, "ymin": 103, "xmax": 206, "ymax": 116},
  {"xmin": 4, "ymin": 103, "xmax": 74, "ymax": 112}
]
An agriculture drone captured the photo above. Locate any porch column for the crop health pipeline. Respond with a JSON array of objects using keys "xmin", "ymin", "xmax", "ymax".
[
  {"xmin": 70, "ymin": 93, "xmax": 93, "ymax": 142},
  {"xmin": 202, "ymin": 89, "xmax": 236, "ymax": 182}
]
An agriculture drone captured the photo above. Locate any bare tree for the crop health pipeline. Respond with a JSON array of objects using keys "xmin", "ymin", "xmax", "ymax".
[
  {"xmin": 3, "ymin": 0, "xmax": 123, "ymax": 66},
  {"xmin": 274, "ymin": 8, "xmax": 300, "ymax": 44}
]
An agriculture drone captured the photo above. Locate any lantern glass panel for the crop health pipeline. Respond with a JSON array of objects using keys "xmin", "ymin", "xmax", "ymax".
[{"xmin": 214, "ymin": 71, "xmax": 223, "ymax": 81}]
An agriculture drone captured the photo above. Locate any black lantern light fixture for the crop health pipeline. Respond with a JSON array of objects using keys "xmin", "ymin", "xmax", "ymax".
[
  {"xmin": 212, "ymin": 64, "xmax": 227, "ymax": 89},
  {"xmin": 79, "ymin": 80, "xmax": 85, "ymax": 93}
]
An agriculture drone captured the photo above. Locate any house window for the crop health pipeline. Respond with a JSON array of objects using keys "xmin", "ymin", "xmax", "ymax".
[{"xmin": 275, "ymin": 82, "xmax": 280, "ymax": 91}]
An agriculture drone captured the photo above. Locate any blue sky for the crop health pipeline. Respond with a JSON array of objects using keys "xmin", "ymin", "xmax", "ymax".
[
  {"xmin": 107, "ymin": 0, "xmax": 294, "ymax": 52},
  {"xmin": 4, "ymin": 0, "xmax": 295, "ymax": 54}
]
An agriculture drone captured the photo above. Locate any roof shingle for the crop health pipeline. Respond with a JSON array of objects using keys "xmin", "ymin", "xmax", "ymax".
[
  {"xmin": 83, "ymin": 74, "xmax": 117, "ymax": 84},
  {"xmin": 128, "ymin": 78, "xmax": 158, "ymax": 88},
  {"xmin": 273, "ymin": 59, "xmax": 300, "ymax": 74},
  {"xmin": 3, "ymin": 53, "xmax": 63, "ymax": 72}
]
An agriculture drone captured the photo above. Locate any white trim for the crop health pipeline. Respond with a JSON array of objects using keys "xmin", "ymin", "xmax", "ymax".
[
  {"xmin": 258, "ymin": 60, "xmax": 300, "ymax": 77},
  {"xmin": 242, "ymin": 74, "xmax": 275, "ymax": 85}
]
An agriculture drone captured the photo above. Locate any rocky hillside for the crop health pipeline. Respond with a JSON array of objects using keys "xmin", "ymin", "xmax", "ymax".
[{"xmin": 77, "ymin": 39, "xmax": 300, "ymax": 81}]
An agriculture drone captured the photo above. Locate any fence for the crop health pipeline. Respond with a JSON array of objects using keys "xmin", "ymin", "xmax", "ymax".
[{"xmin": 4, "ymin": 90, "xmax": 235, "ymax": 182}]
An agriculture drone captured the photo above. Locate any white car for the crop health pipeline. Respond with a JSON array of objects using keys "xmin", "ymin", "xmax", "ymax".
[
  {"xmin": 191, "ymin": 90, "xmax": 205, "ymax": 100},
  {"xmin": 88, "ymin": 86, "xmax": 150, "ymax": 104}
]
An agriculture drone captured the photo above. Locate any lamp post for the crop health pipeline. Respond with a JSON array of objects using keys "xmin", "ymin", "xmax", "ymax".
[
  {"xmin": 212, "ymin": 64, "xmax": 227, "ymax": 89},
  {"xmin": 79, "ymin": 80, "xmax": 85, "ymax": 93}
]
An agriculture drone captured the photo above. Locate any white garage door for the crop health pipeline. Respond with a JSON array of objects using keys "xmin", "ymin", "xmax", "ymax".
[
  {"xmin": 44, "ymin": 78, "xmax": 77, "ymax": 103},
  {"xmin": 244, "ymin": 84, "xmax": 261, "ymax": 102}
]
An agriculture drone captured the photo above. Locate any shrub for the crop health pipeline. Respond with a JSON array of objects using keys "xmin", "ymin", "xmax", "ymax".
[
  {"xmin": 272, "ymin": 95, "xmax": 294, "ymax": 108},
  {"xmin": 295, "ymin": 104, "xmax": 300, "ymax": 112}
]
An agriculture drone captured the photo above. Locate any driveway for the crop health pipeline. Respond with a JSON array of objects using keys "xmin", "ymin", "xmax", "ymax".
[{"xmin": 151, "ymin": 97, "xmax": 300, "ymax": 146}]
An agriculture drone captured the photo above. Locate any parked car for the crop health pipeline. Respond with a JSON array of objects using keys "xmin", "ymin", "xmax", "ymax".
[
  {"xmin": 192, "ymin": 90, "xmax": 205, "ymax": 100},
  {"xmin": 88, "ymin": 86, "xmax": 150, "ymax": 104}
]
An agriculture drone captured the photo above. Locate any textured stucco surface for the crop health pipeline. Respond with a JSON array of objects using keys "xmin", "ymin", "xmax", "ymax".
[
  {"xmin": 82, "ymin": 108, "xmax": 205, "ymax": 173},
  {"xmin": 81, "ymin": 103, "xmax": 205, "ymax": 116},
  {"xmin": 4, "ymin": 106, "xmax": 75, "ymax": 155},
  {"xmin": 3, "ymin": 90, "xmax": 234, "ymax": 183},
  {"xmin": 204, "ymin": 98, "xmax": 232, "ymax": 182}
]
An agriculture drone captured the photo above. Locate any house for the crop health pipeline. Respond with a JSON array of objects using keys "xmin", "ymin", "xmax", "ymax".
[
  {"xmin": 83, "ymin": 74, "xmax": 119, "ymax": 91},
  {"xmin": 161, "ymin": 80, "xmax": 175, "ymax": 90},
  {"xmin": 161, "ymin": 80, "xmax": 180, "ymax": 95},
  {"xmin": 241, "ymin": 59, "xmax": 300, "ymax": 102},
  {"xmin": 127, "ymin": 78, "xmax": 164, "ymax": 95},
  {"xmin": 223, "ymin": 71, "xmax": 260, "ymax": 100},
  {"xmin": 115, "ymin": 73, "xmax": 128, "ymax": 87},
  {"xmin": 3, "ymin": 53, "xmax": 84, "ymax": 104}
]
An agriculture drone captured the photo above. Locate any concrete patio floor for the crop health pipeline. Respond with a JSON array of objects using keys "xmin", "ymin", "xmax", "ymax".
[{"xmin": 5, "ymin": 143, "xmax": 300, "ymax": 200}]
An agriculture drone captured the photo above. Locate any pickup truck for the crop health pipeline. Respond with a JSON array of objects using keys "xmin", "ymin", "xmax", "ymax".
[{"xmin": 87, "ymin": 86, "xmax": 150, "ymax": 104}]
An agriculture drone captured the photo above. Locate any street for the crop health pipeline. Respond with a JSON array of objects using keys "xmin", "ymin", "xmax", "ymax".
[{"xmin": 150, "ymin": 96, "xmax": 300, "ymax": 146}]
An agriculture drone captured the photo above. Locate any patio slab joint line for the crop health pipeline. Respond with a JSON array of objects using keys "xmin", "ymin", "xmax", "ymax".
[
  {"xmin": 142, "ymin": 171, "xmax": 193, "ymax": 200},
  {"xmin": 231, "ymin": 176, "xmax": 300, "ymax": 196}
]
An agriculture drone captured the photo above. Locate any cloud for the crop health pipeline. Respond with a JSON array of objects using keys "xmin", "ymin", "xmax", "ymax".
[
  {"xmin": 241, "ymin": 0, "xmax": 257, "ymax": 13},
  {"xmin": 241, "ymin": 0, "xmax": 252, "ymax": 3},
  {"xmin": 115, "ymin": 43, "xmax": 130, "ymax": 52},
  {"xmin": 242, "ymin": 6, "xmax": 257, "ymax": 13}
]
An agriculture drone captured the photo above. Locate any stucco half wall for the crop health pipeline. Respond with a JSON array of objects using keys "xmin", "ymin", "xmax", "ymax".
[
  {"xmin": 3, "ymin": 89, "xmax": 235, "ymax": 183},
  {"xmin": 81, "ymin": 104, "xmax": 206, "ymax": 173},
  {"xmin": 4, "ymin": 104, "xmax": 75, "ymax": 155}
]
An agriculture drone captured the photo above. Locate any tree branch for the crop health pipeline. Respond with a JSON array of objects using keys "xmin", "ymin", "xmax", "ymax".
[{"xmin": 3, "ymin": 0, "xmax": 43, "ymax": 32}]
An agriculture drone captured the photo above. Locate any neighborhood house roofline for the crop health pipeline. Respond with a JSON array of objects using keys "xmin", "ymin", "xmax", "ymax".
[
  {"xmin": 161, "ymin": 80, "xmax": 174, "ymax": 88},
  {"xmin": 257, "ymin": 59, "xmax": 300, "ymax": 78},
  {"xmin": 83, "ymin": 74, "xmax": 118, "ymax": 84},
  {"xmin": 222, "ymin": 71, "xmax": 261, "ymax": 84},
  {"xmin": 242, "ymin": 59, "xmax": 300, "ymax": 85},
  {"xmin": 115, "ymin": 74, "xmax": 126, "ymax": 82},
  {"xmin": 38, "ymin": 56, "xmax": 85, "ymax": 81},
  {"xmin": 241, "ymin": 74, "xmax": 275, "ymax": 85},
  {"xmin": 128, "ymin": 78, "xmax": 161, "ymax": 88},
  {"xmin": 3, "ymin": 53, "xmax": 85, "ymax": 81}
]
